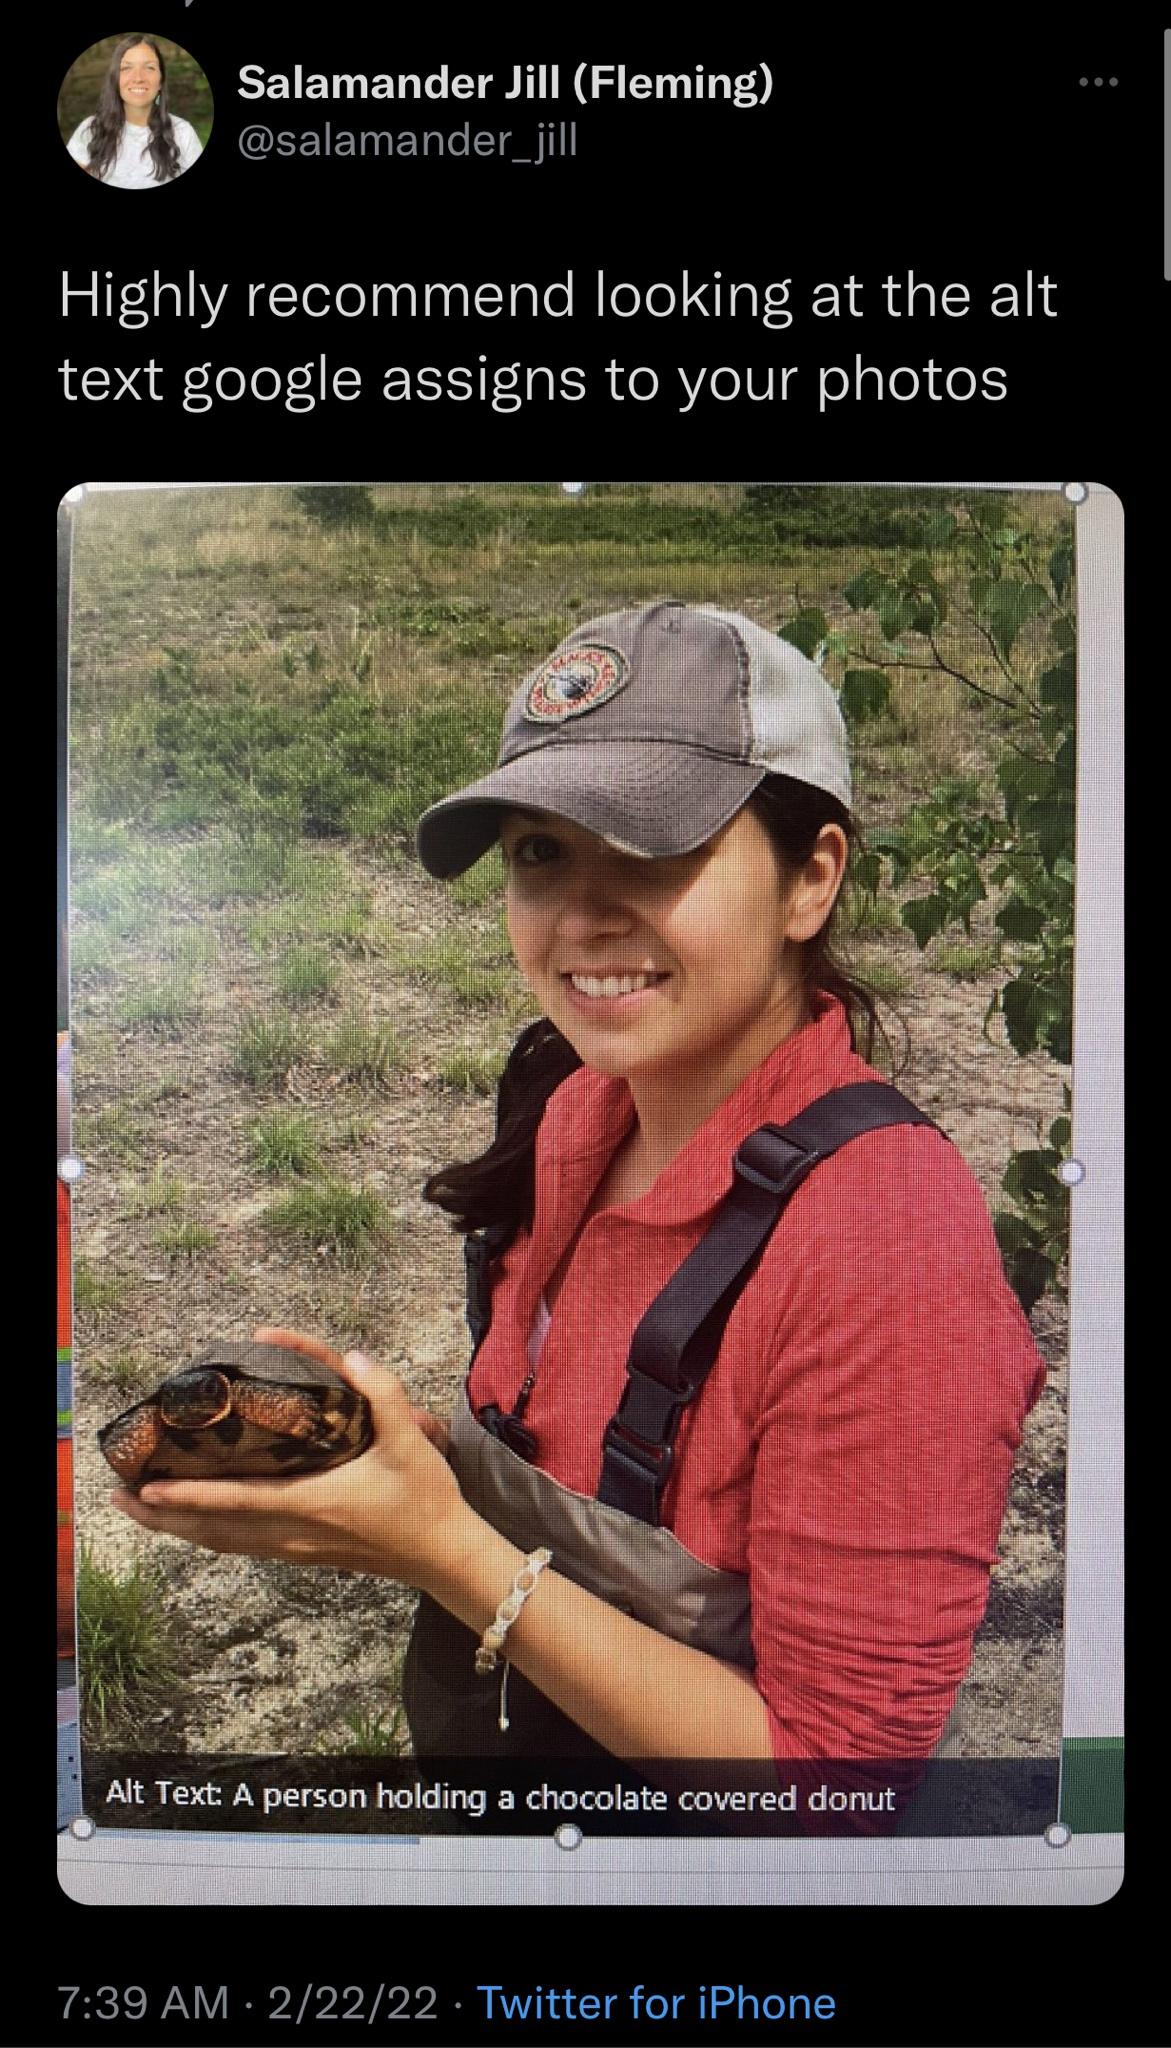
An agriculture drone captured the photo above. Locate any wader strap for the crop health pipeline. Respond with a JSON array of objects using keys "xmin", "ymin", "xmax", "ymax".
[
  {"xmin": 597, "ymin": 1082, "xmax": 944, "ymax": 1524},
  {"xmin": 464, "ymin": 1220, "xmax": 515, "ymax": 1353}
]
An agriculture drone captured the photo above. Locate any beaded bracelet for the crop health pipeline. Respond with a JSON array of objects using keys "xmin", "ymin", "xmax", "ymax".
[{"xmin": 474, "ymin": 1548, "xmax": 553, "ymax": 1675}]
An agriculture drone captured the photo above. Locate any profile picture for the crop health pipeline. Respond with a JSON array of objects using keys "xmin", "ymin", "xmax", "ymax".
[{"xmin": 58, "ymin": 34, "xmax": 212, "ymax": 189}]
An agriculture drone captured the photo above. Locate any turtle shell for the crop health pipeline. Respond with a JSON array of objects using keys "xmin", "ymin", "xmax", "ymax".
[{"xmin": 99, "ymin": 1340, "xmax": 373, "ymax": 1489}]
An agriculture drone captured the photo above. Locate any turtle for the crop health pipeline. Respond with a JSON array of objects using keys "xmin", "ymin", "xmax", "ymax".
[{"xmin": 99, "ymin": 1340, "xmax": 373, "ymax": 1489}]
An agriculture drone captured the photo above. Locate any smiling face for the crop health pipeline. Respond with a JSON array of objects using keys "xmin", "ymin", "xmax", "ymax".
[
  {"xmin": 118, "ymin": 42, "xmax": 162, "ymax": 119},
  {"xmin": 500, "ymin": 804, "xmax": 816, "ymax": 1100}
]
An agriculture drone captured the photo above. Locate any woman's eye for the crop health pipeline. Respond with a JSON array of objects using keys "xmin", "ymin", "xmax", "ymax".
[{"xmin": 513, "ymin": 835, "xmax": 563, "ymax": 866}]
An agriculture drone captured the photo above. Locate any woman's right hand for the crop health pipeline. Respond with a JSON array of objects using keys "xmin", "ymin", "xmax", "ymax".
[
  {"xmin": 410, "ymin": 1406, "xmax": 449, "ymax": 1454},
  {"xmin": 112, "ymin": 1328, "xmax": 462, "ymax": 1584}
]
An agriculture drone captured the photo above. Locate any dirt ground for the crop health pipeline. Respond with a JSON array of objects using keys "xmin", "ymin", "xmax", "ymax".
[{"xmin": 70, "ymin": 847, "xmax": 1066, "ymax": 1762}]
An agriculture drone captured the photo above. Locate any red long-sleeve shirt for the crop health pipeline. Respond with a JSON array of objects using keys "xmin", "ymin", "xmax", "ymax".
[{"xmin": 467, "ymin": 994, "xmax": 1047, "ymax": 1758}]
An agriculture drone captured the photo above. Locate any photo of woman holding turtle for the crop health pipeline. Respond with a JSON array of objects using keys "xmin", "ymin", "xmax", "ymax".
[
  {"xmin": 64, "ymin": 35, "xmax": 204, "ymax": 189},
  {"xmin": 112, "ymin": 599, "xmax": 1046, "ymax": 1766}
]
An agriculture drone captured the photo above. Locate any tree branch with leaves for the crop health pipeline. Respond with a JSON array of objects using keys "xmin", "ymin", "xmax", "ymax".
[{"xmin": 781, "ymin": 498, "xmax": 1076, "ymax": 1314}]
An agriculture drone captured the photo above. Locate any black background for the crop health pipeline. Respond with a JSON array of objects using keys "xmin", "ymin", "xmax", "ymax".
[
  {"xmin": 46, "ymin": 8, "xmax": 1152, "ymax": 2045},
  {"xmin": 51, "ymin": 12, "xmax": 1157, "ymax": 487}
]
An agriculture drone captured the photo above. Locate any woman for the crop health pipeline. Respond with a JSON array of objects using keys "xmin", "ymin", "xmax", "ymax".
[
  {"xmin": 66, "ymin": 37, "xmax": 202, "ymax": 188},
  {"xmin": 115, "ymin": 602, "xmax": 1046, "ymax": 1765}
]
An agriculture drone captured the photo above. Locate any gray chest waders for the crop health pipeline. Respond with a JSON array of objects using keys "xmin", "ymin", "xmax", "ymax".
[{"xmin": 402, "ymin": 1080, "xmax": 946, "ymax": 1759}]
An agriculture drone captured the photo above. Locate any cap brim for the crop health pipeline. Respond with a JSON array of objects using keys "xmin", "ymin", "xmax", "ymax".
[{"xmin": 415, "ymin": 743, "xmax": 766, "ymax": 878}]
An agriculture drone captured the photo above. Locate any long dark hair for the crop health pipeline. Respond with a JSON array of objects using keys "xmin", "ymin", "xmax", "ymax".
[
  {"xmin": 84, "ymin": 36, "xmax": 182, "ymax": 184},
  {"xmin": 423, "ymin": 773, "xmax": 886, "ymax": 1237}
]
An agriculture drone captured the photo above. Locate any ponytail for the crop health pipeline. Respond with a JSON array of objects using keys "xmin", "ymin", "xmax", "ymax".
[{"xmin": 422, "ymin": 1018, "xmax": 580, "ymax": 1236}]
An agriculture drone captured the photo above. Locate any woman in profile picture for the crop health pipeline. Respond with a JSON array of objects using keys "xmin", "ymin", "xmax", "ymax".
[{"xmin": 66, "ymin": 35, "xmax": 202, "ymax": 188}]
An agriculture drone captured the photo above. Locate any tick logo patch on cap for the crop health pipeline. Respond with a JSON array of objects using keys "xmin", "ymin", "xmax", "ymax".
[{"xmin": 523, "ymin": 644, "xmax": 628, "ymax": 723}]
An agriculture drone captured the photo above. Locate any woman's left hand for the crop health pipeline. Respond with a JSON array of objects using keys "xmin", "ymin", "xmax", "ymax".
[{"xmin": 111, "ymin": 1328, "xmax": 468, "ymax": 1587}]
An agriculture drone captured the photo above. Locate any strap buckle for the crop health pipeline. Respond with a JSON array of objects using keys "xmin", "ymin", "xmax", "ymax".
[
  {"xmin": 597, "ymin": 1418, "xmax": 677, "ymax": 1515},
  {"xmin": 733, "ymin": 1125, "xmax": 818, "ymax": 1196},
  {"xmin": 597, "ymin": 1369, "xmax": 688, "ymax": 1512},
  {"xmin": 602, "ymin": 1422, "xmax": 675, "ymax": 1484},
  {"xmin": 476, "ymin": 1402, "xmax": 539, "ymax": 1463},
  {"xmin": 612, "ymin": 1363, "xmax": 695, "ymax": 1440}
]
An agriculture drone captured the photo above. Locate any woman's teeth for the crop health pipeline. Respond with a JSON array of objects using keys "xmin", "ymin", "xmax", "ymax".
[{"xmin": 569, "ymin": 972, "xmax": 661, "ymax": 998}]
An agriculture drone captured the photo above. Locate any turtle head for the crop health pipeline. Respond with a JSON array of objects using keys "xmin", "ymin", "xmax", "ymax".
[{"xmin": 159, "ymin": 1367, "xmax": 233, "ymax": 1430}]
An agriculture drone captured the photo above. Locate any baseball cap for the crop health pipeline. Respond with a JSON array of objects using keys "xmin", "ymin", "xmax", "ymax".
[{"xmin": 415, "ymin": 600, "xmax": 851, "ymax": 878}]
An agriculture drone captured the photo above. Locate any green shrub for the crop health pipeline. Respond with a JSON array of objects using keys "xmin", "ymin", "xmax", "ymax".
[
  {"xmin": 324, "ymin": 1015, "xmax": 403, "ymax": 1084},
  {"xmin": 265, "ymin": 1183, "xmax": 388, "ymax": 1265},
  {"xmin": 77, "ymin": 633, "xmax": 505, "ymax": 844},
  {"xmin": 382, "ymin": 595, "xmax": 482, "ymax": 638},
  {"xmin": 154, "ymin": 1221, "xmax": 215, "ymax": 1257},
  {"xmin": 79, "ymin": 698, "xmax": 167, "ymax": 820},
  {"xmin": 120, "ymin": 981, "xmax": 192, "ymax": 1034},
  {"xmin": 131, "ymin": 1169, "xmax": 187, "ymax": 1216},
  {"xmin": 245, "ymin": 909, "xmax": 286, "ymax": 955},
  {"xmin": 438, "ymin": 1049, "xmax": 505, "ymax": 1095},
  {"xmin": 300, "ymin": 891, "xmax": 374, "ymax": 954},
  {"xmin": 149, "ymin": 657, "xmax": 500, "ymax": 843},
  {"xmin": 175, "ymin": 927, "xmax": 219, "ymax": 974},
  {"xmin": 230, "ymin": 1014, "xmax": 305, "ymax": 1087},
  {"xmin": 77, "ymin": 1547, "xmax": 179, "ymax": 1743},
  {"xmin": 859, "ymin": 959, "xmax": 910, "ymax": 999},
  {"xmin": 186, "ymin": 831, "xmax": 302, "ymax": 903},
  {"xmin": 929, "ymin": 940, "xmax": 1001, "ymax": 979},
  {"xmin": 391, "ymin": 933, "xmax": 512, "ymax": 1006},
  {"xmin": 323, "ymin": 1703, "xmax": 406, "ymax": 1756},
  {"xmin": 154, "ymin": 784, "xmax": 231, "ymax": 829},
  {"xmin": 249, "ymin": 1111, "xmax": 319, "ymax": 1178},
  {"xmin": 841, "ymin": 506, "xmax": 1077, "ymax": 1311},
  {"xmin": 276, "ymin": 484, "xmax": 945, "ymax": 555},
  {"xmin": 73, "ymin": 1258, "xmax": 123, "ymax": 1315},
  {"xmin": 278, "ymin": 947, "xmax": 338, "ymax": 1003},
  {"xmin": 443, "ymin": 960, "xmax": 511, "ymax": 1006},
  {"xmin": 295, "ymin": 485, "xmax": 377, "ymax": 528},
  {"xmin": 67, "ymin": 927, "xmax": 116, "ymax": 981},
  {"xmin": 742, "ymin": 484, "xmax": 942, "ymax": 547},
  {"xmin": 70, "ymin": 817, "xmax": 134, "ymax": 865},
  {"xmin": 77, "ymin": 1104, "xmax": 146, "ymax": 1163},
  {"xmin": 95, "ymin": 1354, "xmax": 148, "ymax": 1397}
]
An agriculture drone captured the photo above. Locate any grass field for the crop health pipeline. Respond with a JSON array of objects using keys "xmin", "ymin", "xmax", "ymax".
[{"xmin": 67, "ymin": 483, "xmax": 1072, "ymax": 1759}]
